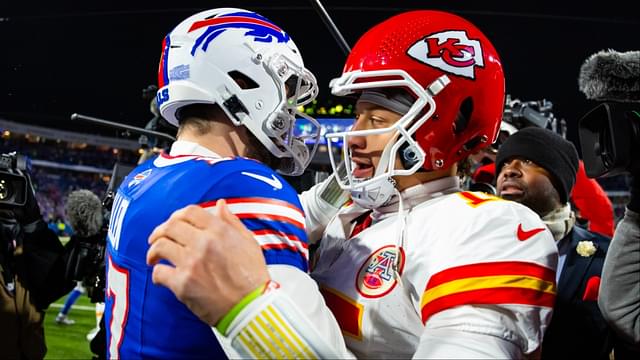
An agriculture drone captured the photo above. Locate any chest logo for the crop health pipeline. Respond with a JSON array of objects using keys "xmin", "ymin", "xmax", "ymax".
[
  {"xmin": 128, "ymin": 169, "xmax": 152, "ymax": 188},
  {"xmin": 516, "ymin": 224, "xmax": 546, "ymax": 241},
  {"xmin": 356, "ymin": 245, "xmax": 405, "ymax": 298}
]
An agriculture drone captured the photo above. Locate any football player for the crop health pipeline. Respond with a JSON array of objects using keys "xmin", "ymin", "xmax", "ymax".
[
  {"xmin": 104, "ymin": 8, "xmax": 349, "ymax": 359},
  {"xmin": 148, "ymin": 10, "xmax": 559, "ymax": 358}
]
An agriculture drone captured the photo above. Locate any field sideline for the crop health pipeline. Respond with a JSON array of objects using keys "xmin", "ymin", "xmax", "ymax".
[{"xmin": 44, "ymin": 294, "xmax": 97, "ymax": 359}]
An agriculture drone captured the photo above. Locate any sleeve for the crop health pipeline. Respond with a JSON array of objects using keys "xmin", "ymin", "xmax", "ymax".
[
  {"xmin": 298, "ymin": 173, "xmax": 349, "ymax": 244},
  {"xmin": 202, "ymin": 167, "xmax": 310, "ymax": 272},
  {"xmin": 599, "ymin": 208, "xmax": 640, "ymax": 344},
  {"xmin": 414, "ymin": 194, "xmax": 558, "ymax": 357},
  {"xmin": 216, "ymin": 264, "xmax": 354, "ymax": 359},
  {"xmin": 571, "ymin": 161, "xmax": 615, "ymax": 237}
]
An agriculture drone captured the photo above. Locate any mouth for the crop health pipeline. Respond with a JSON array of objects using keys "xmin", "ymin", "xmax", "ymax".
[
  {"xmin": 351, "ymin": 157, "xmax": 374, "ymax": 179},
  {"xmin": 499, "ymin": 181, "xmax": 524, "ymax": 198}
]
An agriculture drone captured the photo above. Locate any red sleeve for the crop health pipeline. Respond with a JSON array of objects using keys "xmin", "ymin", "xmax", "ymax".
[{"xmin": 570, "ymin": 161, "xmax": 614, "ymax": 237}]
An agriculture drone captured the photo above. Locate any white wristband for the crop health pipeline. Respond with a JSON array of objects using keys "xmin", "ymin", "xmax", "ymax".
[{"xmin": 225, "ymin": 288, "xmax": 339, "ymax": 359}]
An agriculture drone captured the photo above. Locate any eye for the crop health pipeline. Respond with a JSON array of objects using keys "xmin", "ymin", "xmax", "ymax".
[
  {"xmin": 370, "ymin": 116, "xmax": 387, "ymax": 127},
  {"xmin": 522, "ymin": 159, "xmax": 533, "ymax": 165}
]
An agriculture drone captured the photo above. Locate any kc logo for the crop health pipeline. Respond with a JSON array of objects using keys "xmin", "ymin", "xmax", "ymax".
[{"xmin": 407, "ymin": 30, "xmax": 484, "ymax": 79}]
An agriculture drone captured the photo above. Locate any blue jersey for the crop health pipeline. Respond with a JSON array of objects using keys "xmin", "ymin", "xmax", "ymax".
[{"xmin": 105, "ymin": 152, "xmax": 308, "ymax": 359}]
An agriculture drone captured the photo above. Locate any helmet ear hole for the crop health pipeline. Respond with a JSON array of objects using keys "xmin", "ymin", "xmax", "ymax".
[
  {"xmin": 453, "ymin": 97, "xmax": 474, "ymax": 134},
  {"xmin": 227, "ymin": 71, "xmax": 259, "ymax": 90}
]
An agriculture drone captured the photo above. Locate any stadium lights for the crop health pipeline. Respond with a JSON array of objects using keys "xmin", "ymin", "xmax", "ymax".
[{"xmin": 296, "ymin": 101, "xmax": 354, "ymax": 117}]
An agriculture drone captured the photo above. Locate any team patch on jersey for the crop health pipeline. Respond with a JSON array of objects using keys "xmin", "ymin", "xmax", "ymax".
[
  {"xmin": 356, "ymin": 245, "xmax": 405, "ymax": 298},
  {"xmin": 128, "ymin": 169, "xmax": 152, "ymax": 188}
]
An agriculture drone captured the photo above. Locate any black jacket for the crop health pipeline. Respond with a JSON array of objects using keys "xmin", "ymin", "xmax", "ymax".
[{"xmin": 542, "ymin": 226, "xmax": 639, "ymax": 359}]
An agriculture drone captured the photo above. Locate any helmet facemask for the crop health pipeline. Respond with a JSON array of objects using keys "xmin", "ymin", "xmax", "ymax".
[
  {"xmin": 240, "ymin": 48, "xmax": 321, "ymax": 175},
  {"xmin": 326, "ymin": 70, "xmax": 451, "ymax": 209}
]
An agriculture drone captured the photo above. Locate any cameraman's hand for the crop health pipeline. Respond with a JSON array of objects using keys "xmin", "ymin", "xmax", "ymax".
[{"xmin": 13, "ymin": 174, "xmax": 44, "ymax": 227}]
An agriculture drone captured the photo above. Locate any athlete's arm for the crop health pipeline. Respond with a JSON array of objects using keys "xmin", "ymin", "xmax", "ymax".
[
  {"xmin": 298, "ymin": 171, "xmax": 349, "ymax": 244},
  {"xmin": 412, "ymin": 195, "xmax": 558, "ymax": 358},
  {"xmin": 147, "ymin": 201, "xmax": 353, "ymax": 358}
]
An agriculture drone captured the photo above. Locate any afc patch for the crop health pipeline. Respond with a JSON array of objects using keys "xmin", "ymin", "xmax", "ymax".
[{"xmin": 356, "ymin": 245, "xmax": 405, "ymax": 298}]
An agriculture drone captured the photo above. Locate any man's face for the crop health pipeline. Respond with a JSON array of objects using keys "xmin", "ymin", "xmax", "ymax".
[
  {"xmin": 347, "ymin": 101, "xmax": 403, "ymax": 179},
  {"xmin": 496, "ymin": 156, "xmax": 561, "ymax": 216}
]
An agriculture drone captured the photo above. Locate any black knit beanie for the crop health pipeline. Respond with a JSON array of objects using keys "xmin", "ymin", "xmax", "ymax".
[{"xmin": 496, "ymin": 127, "xmax": 579, "ymax": 204}]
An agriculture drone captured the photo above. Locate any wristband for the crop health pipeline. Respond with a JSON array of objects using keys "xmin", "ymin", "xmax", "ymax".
[{"xmin": 216, "ymin": 280, "xmax": 277, "ymax": 334}]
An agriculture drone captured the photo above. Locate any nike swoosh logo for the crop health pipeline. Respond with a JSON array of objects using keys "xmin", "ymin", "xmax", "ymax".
[
  {"xmin": 517, "ymin": 224, "xmax": 546, "ymax": 241},
  {"xmin": 241, "ymin": 172, "xmax": 283, "ymax": 190}
]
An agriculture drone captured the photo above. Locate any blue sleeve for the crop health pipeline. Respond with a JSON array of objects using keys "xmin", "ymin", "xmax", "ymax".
[{"xmin": 200, "ymin": 160, "xmax": 308, "ymax": 272}]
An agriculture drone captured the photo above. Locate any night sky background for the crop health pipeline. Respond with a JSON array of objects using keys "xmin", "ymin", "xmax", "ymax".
[{"xmin": 1, "ymin": 1, "xmax": 637, "ymax": 149}]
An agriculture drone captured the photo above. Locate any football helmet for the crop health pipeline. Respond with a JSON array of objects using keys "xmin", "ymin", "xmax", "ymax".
[
  {"xmin": 157, "ymin": 8, "xmax": 320, "ymax": 175},
  {"xmin": 326, "ymin": 10, "xmax": 505, "ymax": 208}
]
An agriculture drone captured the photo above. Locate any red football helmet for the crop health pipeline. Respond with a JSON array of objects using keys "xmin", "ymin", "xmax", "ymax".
[{"xmin": 326, "ymin": 10, "xmax": 504, "ymax": 204}]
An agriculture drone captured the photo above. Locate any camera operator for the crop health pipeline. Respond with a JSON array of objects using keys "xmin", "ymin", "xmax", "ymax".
[
  {"xmin": 0, "ymin": 154, "xmax": 75, "ymax": 359},
  {"xmin": 600, "ymin": 175, "xmax": 640, "ymax": 345},
  {"xmin": 578, "ymin": 49, "xmax": 640, "ymax": 347}
]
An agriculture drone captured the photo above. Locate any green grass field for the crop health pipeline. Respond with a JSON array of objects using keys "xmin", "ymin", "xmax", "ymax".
[{"xmin": 44, "ymin": 294, "xmax": 98, "ymax": 359}]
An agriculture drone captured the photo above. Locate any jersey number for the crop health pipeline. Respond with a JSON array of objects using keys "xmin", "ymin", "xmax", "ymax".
[
  {"xmin": 458, "ymin": 191, "xmax": 501, "ymax": 207},
  {"xmin": 107, "ymin": 256, "xmax": 130, "ymax": 358}
]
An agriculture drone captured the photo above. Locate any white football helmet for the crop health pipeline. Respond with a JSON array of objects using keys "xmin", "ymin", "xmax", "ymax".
[{"xmin": 157, "ymin": 8, "xmax": 320, "ymax": 175}]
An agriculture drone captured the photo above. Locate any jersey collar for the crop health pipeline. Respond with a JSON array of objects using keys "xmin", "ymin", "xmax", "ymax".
[{"xmin": 169, "ymin": 140, "xmax": 222, "ymax": 158}]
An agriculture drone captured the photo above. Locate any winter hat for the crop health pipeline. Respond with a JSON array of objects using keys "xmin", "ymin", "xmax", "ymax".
[{"xmin": 496, "ymin": 127, "xmax": 579, "ymax": 204}]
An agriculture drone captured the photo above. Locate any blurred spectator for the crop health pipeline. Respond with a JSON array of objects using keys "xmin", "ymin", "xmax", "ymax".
[{"xmin": 495, "ymin": 127, "xmax": 638, "ymax": 359}]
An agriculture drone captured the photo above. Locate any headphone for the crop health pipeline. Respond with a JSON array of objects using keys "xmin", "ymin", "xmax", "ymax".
[{"xmin": 399, "ymin": 141, "xmax": 421, "ymax": 170}]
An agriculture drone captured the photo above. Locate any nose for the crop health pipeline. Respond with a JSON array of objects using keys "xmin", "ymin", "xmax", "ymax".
[
  {"xmin": 347, "ymin": 118, "xmax": 367, "ymax": 150},
  {"xmin": 501, "ymin": 159, "xmax": 523, "ymax": 178}
]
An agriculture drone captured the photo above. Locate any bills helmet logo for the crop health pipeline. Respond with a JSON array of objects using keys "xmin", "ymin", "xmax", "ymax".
[
  {"xmin": 407, "ymin": 30, "xmax": 484, "ymax": 79},
  {"xmin": 356, "ymin": 245, "xmax": 405, "ymax": 298},
  {"xmin": 188, "ymin": 11, "xmax": 290, "ymax": 55}
]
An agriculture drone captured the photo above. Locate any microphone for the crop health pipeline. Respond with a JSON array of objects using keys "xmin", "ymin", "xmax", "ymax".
[
  {"xmin": 578, "ymin": 49, "xmax": 640, "ymax": 103},
  {"xmin": 64, "ymin": 190, "xmax": 108, "ymax": 301},
  {"xmin": 65, "ymin": 189, "xmax": 103, "ymax": 238},
  {"xmin": 577, "ymin": 50, "xmax": 640, "ymax": 178}
]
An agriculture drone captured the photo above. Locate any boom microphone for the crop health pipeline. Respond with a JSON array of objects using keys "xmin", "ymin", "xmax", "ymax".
[
  {"xmin": 65, "ymin": 189, "xmax": 103, "ymax": 238},
  {"xmin": 577, "ymin": 49, "xmax": 640, "ymax": 178},
  {"xmin": 578, "ymin": 49, "xmax": 640, "ymax": 102},
  {"xmin": 64, "ymin": 189, "xmax": 108, "ymax": 302}
]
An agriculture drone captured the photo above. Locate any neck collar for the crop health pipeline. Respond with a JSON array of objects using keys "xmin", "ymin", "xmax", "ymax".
[
  {"xmin": 375, "ymin": 176, "xmax": 461, "ymax": 214},
  {"xmin": 169, "ymin": 140, "xmax": 222, "ymax": 158}
]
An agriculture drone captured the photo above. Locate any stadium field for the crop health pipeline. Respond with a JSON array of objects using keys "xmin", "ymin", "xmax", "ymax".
[{"xmin": 44, "ymin": 294, "xmax": 97, "ymax": 359}]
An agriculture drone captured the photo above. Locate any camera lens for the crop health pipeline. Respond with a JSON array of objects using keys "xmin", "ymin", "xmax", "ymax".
[{"xmin": 0, "ymin": 179, "xmax": 12, "ymax": 201}]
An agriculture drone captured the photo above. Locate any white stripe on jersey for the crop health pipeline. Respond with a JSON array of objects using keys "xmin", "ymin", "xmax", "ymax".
[
  {"xmin": 226, "ymin": 202, "xmax": 305, "ymax": 229},
  {"xmin": 253, "ymin": 231, "xmax": 309, "ymax": 260}
]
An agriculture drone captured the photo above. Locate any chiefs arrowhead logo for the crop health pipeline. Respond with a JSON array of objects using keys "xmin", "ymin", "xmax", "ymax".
[
  {"xmin": 517, "ymin": 224, "xmax": 546, "ymax": 241},
  {"xmin": 407, "ymin": 30, "xmax": 484, "ymax": 79}
]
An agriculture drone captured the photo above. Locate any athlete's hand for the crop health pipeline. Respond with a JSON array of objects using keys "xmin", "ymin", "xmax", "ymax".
[{"xmin": 147, "ymin": 199, "xmax": 270, "ymax": 326}]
